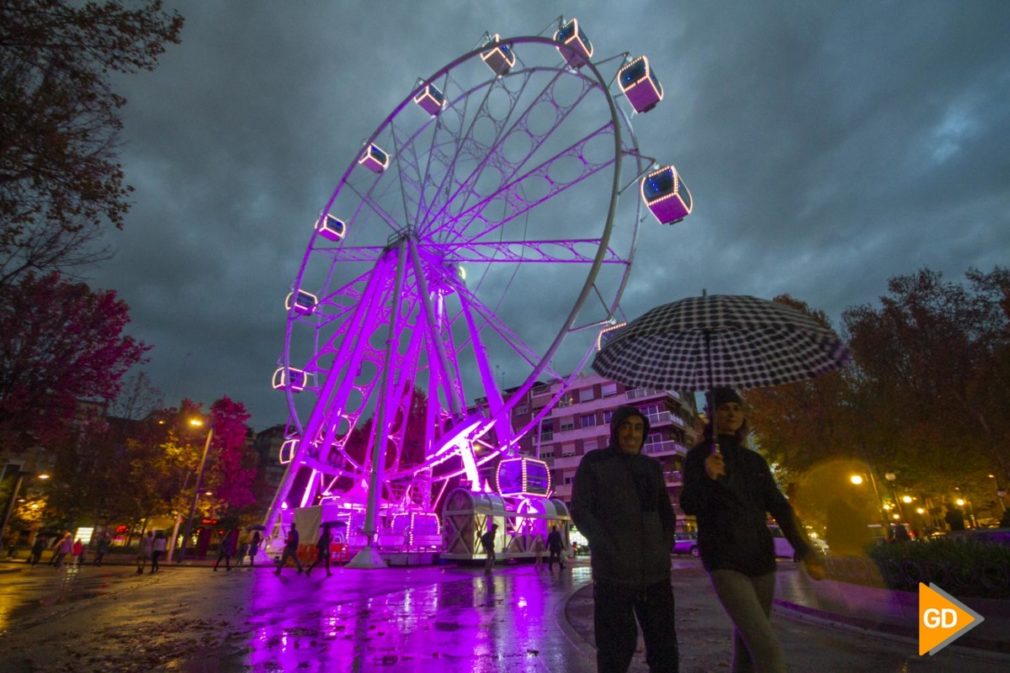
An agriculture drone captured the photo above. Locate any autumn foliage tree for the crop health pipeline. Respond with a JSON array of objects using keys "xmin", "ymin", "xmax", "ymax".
[
  {"xmin": 746, "ymin": 267, "xmax": 1010, "ymax": 519},
  {"xmin": 0, "ymin": 0, "xmax": 184, "ymax": 286},
  {"xmin": 843, "ymin": 267, "xmax": 1010, "ymax": 491},
  {"xmin": 0, "ymin": 271, "xmax": 149, "ymax": 451}
]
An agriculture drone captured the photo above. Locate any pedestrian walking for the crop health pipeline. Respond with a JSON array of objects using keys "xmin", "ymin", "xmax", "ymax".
[
  {"xmin": 306, "ymin": 524, "xmax": 333, "ymax": 577},
  {"xmin": 214, "ymin": 528, "xmax": 239, "ymax": 571},
  {"xmin": 480, "ymin": 523, "xmax": 498, "ymax": 575},
  {"xmin": 71, "ymin": 538, "xmax": 85, "ymax": 567},
  {"xmin": 93, "ymin": 533, "xmax": 110, "ymax": 566},
  {"xmin": 236, "ymin": 531, "xmax": 250, "ymax": 566},
  {"xmin": 546, "ymin": 525, "xmax": 565, "ymax": 572},
  {"xmin": 137, "ymin": 531, "xmax": 154, "ymax": 574},
  {"xmin": 275, "ymin": 523, "xmax": 304, "ymax": 575},
  {"xmin": 680, "ymin": 388, "xmax": 826, "ymax": 673},
  {"xmin": 248, "ymin": 529, "xmax": 262, "ymax": 567},
  {"xmin": 151, "ymin": 531, "xmax": 167, "ymax": 573},
  {"xmin": 572, "ymin": 404, "xmax": 679, "ymax": 673},
  {"xmin": 51, "ymin": 532, "xmax": 73, "ymax": 569},
  {"xmin": 531, "ymin": 534, "xmax": 545, "ymax": 571},
  {"xmin": 29, "ymin": 536, "xmax": 46, "ymax": 566}
]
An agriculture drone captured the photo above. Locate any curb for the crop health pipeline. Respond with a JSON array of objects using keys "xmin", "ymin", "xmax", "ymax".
[{"xmin": 774, "ymin": 599, "xmax": 1010, "ymax": 657}]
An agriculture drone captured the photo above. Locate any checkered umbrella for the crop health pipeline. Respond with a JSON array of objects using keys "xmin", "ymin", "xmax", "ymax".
[{"xmin": 592, "ymin": 294, "xmax": 850, "ymax": 391}]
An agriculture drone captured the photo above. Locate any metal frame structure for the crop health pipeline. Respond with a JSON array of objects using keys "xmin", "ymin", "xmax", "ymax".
[{"xmin": 264, "ymin": 24, "xmax": 675, "ymax": 563}]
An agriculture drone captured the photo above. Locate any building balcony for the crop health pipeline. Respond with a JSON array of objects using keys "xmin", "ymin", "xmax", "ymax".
[
  {"xmin": 642, "ymin": 440, "xmax": 687, "ymax": 457},
  {"xmin": 628, "ymin": 387, "xmax": 680, "ymax": 401},
  {"xmin": 645, "ymin": 411, "xmax": 685, "ymax": 428}
]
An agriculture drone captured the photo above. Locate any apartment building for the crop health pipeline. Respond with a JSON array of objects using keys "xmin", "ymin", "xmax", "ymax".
[{"xmin": 501, "ymin": 372, "xmax": 700, "ymax": 527}]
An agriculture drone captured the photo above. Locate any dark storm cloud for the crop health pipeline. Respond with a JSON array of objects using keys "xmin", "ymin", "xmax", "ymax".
[{"xmin": 86, "ymin": 1, "xmax": 1010, "ymax": 429}]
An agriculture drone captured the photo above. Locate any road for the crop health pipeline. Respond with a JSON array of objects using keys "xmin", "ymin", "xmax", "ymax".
[{"xmin": 0, "ymin": 559, "xmax": 1007, "ymax": 672}]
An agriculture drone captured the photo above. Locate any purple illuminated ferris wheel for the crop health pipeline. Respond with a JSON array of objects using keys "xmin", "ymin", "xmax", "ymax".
[{"xmin": 264, "ymin": 21, "xmax": 692, "ymax": 560}]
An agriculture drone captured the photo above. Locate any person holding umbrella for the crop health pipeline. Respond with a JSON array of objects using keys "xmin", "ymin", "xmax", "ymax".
[
  {"xmin": 306, "ymin": 524, "xmax": 333, "ymax": 577},
  {"xmin": 681, "ymin": 387, "xmax": 825, "ymax": 673}
]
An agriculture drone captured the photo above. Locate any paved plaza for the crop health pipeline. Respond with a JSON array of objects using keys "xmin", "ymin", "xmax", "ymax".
[{"xmin": 1, "ymin": 558, "xmax": 1008, "ymax": 672}]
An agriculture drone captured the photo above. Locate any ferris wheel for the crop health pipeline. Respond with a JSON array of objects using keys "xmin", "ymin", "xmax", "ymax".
[{"xmin": 263, "ymin": 19, "xmax": 692, "ymax": 553}]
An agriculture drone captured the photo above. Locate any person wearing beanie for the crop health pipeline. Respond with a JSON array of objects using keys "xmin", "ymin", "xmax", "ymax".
[
  {"xmin": 572, "ymin": 405, "xmax": 679, "ymax": 673},
  {"xmin": 680, "ymin": 388, "xmax": 825, "ymax": 673}
]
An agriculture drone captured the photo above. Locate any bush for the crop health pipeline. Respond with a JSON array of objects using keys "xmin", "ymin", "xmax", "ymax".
[{"xmin": 864, "ymin": 538, "xmax": 1010, "ymax": 598}]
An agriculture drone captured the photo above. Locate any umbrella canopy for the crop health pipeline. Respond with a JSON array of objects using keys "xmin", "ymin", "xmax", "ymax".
[{"xmin": 592, "ymin": 294, "xmax": 849, "ymax": 391}]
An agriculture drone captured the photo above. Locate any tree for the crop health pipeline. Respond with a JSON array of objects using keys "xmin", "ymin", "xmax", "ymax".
[
  {"xmin": 0, "ymin": 271, "xmax": 150, "ymax": 451},
  {"xmin": 207, "ymin": 397, "xmax": 256, "ymax": 511},
  {"xmin": 744, "ymin": 295, "xmax": 864, "ymax": 480},
  {"xmin": 109, "ymin": 370, "xmax": 163, "ymax": 420},
  {"xmin": 0, "ymin": 0, "xmax": 184, "ymax": 286},
  {"xmin": 843, "ymin": 268, "xmax": 1010, "ymax": 491}
]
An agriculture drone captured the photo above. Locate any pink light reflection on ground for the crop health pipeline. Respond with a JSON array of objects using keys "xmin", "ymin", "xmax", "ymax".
[{"xmin": 241, "ymin": 563, "xmax": 591, "ymax": 672}]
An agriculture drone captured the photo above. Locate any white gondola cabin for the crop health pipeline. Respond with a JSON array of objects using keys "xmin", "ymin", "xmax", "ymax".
[
  {"xmin": 284, "ymin": 289, "xmax": 318, "ymax": 316},
  {"xmin": 272, "ymin": 366, "xmax": 307, "ymax": 392},
  {"xmin": 278, "ymin": 438, "xmax": 299, "ymax": 465},
  {"xmin": 554, "ymin": 18, "xmax": 593, "ymax": 68},
  {"xmin": 314, "ymin": 214, "xmax": 346, "ymax": 241},
  {"xmin": 440, "ymin": 488, "xmax": 571, "ymax": 561},
  {"xmin": 618, "ymin": 55, "xmax": 663, "ymax": 113},
  {"xmin": 358, "ymin": 143, "xmax": 390, "ymax": 174},
  {"xmin": 413, "ymin": 82, "xmax": 446, "ymax": 116},
  {"xmin": 496, "ymin": 457, "xmax": 551, "ymax": 497},
  {"xmin": 480, "ymin": 34, "xmax": 516, "ymax": 76},
  {"xmin": 641, "ymin": 165, "xmax": 692, "ymax": 224}
]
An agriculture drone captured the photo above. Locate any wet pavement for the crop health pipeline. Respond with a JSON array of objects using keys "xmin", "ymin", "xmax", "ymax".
[{"xmin": 1, "ymin": 558, "xmax": 1008, "ymax": 672}]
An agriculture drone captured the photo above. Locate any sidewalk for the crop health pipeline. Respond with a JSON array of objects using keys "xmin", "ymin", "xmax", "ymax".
[
  {"xmin": 564, "ymin": 560, "xmax": 1010, "ymax": 658},
  {"xmin": 772, "ymin": 562, "xmax": 1010, "ymax": 653}
]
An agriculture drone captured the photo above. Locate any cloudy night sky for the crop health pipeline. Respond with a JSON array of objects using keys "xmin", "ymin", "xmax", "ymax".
[{"xmin": 85, "ymin": 1, "xmax": 1010, "ymax": 431}]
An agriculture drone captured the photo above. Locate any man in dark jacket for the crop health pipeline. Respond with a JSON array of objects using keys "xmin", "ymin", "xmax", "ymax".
[{"xmin": 572, "ymin": 405, "xmax": 678, "ymax": 673}]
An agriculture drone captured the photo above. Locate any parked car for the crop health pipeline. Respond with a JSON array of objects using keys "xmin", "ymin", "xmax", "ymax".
[{"xmin": 673, "ymin": 532, "xmax": 699, "ymax": 557}]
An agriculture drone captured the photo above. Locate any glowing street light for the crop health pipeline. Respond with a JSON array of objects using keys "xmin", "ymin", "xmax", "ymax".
[
  {"xmin": 849, "ymin": 474, "xmax": 864, "ymax": 486},
  {"xmin": 176, "ymin": 417, "xmax": 214, "ymax": 563}
]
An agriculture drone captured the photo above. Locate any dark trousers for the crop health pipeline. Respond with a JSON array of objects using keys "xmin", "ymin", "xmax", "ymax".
[
  {"xmin": 593, "ymin": 579, "xmax": 678, "ymax": 673},
  {"xmin": 150, "ymin": 550, "xmax": 162, "ymax": 573},
  {"xmin": 548, "ymin": 548, "xmax": 564, "ymax": 571},
  {"xmin": 307, "ymin": 546, "xmax": 331, "ymax": 575}
]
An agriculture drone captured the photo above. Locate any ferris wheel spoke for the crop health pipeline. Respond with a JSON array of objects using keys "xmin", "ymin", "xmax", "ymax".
[
  {"xmin": 419, "ymin": 66, "xmax": 596, "ymax": 242},
  {"xmin": 416, "ymin": 68, "xmax": 546, "ymax": 239},
  {"xmin": 388, "ymin": 116, "xmax": 426, "ymax": 228},
  {"xmin": 413, "ymin": 77, "xmax": 501, "ymax": 239},
  {"xmin": 426, "ymin": 238, "xmax": 629, "ymax": 265},
  {"xmin": 343, "ymin": 180, "xmax": 406, "ymax": 234},
  {"xmin": 440, "ymin": 272, "xmax": 564, "ymax": 382},
  {"xmin": 448, "ymin": 121, "xmax": 616, "ymax": 244}
]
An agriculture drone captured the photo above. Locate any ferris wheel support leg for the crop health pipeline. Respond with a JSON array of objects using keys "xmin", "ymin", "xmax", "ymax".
[
  {"xmin": 349, "ymin": 239, "xmax": 409, "ymax": 569},
  {"xmin": 460, "ymin": 297, "xmax": 513, "ymax": 447},
  {"xmin": 262, "ymin": 257, "xmax": 393, "ymax": 539},
  {"xmin": 408, "ymin": 238, "xmax": 465, "ymax": 417}
]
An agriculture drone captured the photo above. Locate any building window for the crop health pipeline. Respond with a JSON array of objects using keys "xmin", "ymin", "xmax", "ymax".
[
  {"xmin": 560, "ymin": 421, "xmax": 574, "ymax": 432},
  {"xmin": 602, "ymin": 382, "xmax": 618, "ymax": 397},
  {"xmin": 515, "ymin": 404, "xmax": 529, "ymax": 415},
  {"xmin": 561, "ymin": 443, "xmax": 576, "ymax": 457},
  {"xmin": 579, "ymin": 387, "xmax": 596, "ymax": 402},
  {"xmin": 603, "ymin": 410, "xmax": 613, "ymax": 423},
  {"xmin": 541, "ymin": 428, "xmax": 554, "ymax": 441},
  {"xmin": 579, "ymin": 413, "xmax": 597, "ymax": 428}
]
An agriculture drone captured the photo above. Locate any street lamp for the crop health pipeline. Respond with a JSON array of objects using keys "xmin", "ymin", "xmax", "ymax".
[{"xmin": 175, "ymin": 418, "xmax": 213, "ymax": 563}]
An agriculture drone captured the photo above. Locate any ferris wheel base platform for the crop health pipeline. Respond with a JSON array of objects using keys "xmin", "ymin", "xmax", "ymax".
[{"xmin": 346, "ymin": 545, "xmax": 388, "ymax": 569}]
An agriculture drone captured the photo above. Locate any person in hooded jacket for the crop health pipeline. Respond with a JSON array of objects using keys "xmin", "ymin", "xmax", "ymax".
[
  {"xmin": 680, "ymin": 388, "xmax": 825, "ymax": 673},
  {"xmin": 572, "ymin": 405, "xmax": 678, "ymax": 673}
]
